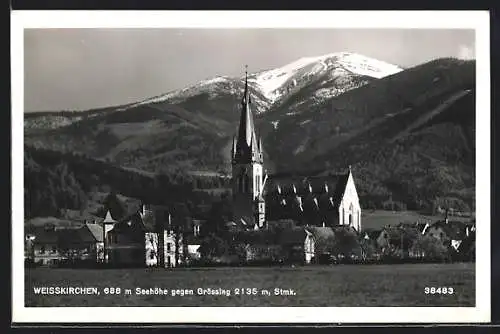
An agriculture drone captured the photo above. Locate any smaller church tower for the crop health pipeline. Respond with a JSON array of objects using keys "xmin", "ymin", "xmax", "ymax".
[{"xmin": 231, "ymin": 66, "xmax": 266, "ymax": 229}]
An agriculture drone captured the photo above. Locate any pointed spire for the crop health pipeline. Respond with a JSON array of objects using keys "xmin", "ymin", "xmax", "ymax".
[
  {"xmin": 234, "ymin": 65, "xmax": 258, "ymax": 161},
  {"xmin": 241, "ymin": 64, "xmax": 249, "ymax": 106}
]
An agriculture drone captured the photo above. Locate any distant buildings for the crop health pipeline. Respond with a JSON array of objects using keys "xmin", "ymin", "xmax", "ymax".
[{"xmin": 25, "ymin": 222, "xmax": 103, "ymax": 265}]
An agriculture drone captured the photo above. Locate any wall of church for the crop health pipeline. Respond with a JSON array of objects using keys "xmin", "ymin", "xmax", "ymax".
[
  {"xmin": 253, "ymin": 163, "xmax": 263, "ymax": 197},
  {"xmin": 232, "ymin": 162, "xmax": 265, "ymax": 227},
  {"xmin": 338, "ymin": 173, "xmax": 362, "ymax": 232}
]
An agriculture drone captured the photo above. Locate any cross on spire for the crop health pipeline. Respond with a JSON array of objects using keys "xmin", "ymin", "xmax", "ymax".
[{"xmin": 242, "ymin": 64, "xmax": 250, "ymax": 106}]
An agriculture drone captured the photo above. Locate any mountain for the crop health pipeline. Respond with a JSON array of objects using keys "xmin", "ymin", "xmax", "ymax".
[
  {"xmin": 260, "ymin": 58, "xmax": 475, "ymax": 211},
  {"xmin": 25, "ymin": 52, "xmax": 401, "ymax": 174},
  {"xmin": 248, "ymin": 52, "xmax": 402, "ymax": 105},
  {"xmin": 113, "ymin": 52, "xmax": 402, "ymax": 115},
  {"xmin": 24, "ymin": 54, "xmax": 475, "ymax": 213}
]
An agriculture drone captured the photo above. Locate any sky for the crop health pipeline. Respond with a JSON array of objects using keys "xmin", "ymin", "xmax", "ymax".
[{"xmin": 24, "ymin": 28, "xmax": 475, "ymax": 112}]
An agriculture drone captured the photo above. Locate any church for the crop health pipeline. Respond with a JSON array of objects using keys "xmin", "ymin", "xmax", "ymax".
[{"xmin": 231, "ymin": 68, "xmax": 362, "ymax": 232}]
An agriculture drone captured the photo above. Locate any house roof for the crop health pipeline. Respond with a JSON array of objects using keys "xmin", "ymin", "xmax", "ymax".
[
  {"xmin": 108, "ymin": 211, "xmax": 148, "ymax": 239},
  {"xmin": 378, "ymin": 225, "xmax": 419, "ymax": 250},
  {"xmin": 363, "ymin": 228, "xmax": 382, "ymax": 240},
  {"xmin": 429, "ymin": 220, "xmax": 468, "ymax": 240},
  {"xmin": 233, "ymin": 230, "xmax": 276, "ymax": 245},
  {"xmin": 84, "ymin": 223, "xmax": 103, "ymax": 243},
  {"xmin": 457, "ymin": 233, "xmax": 475, "ymax": 254},
  {"xmin": 140, "ymin": 211, "xmax": 157, "ymax": 232},
  {"xmin": 307, "ymin": 226, "xmax": 335, "ymax": 252},
  {"xmin": 278, "ymin": 227, "xmax": 311, "ymax": 245},
  {"xmin": 308, "ymin": 226, "xmax": 335, "ymax": 241},
  {"xmin": 25, "ymin": 225, "xmax": 59, "ymax": 244}
]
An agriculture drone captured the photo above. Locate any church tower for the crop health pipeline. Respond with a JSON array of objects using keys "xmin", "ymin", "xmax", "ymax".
[{"xmin": 231, "ymin": 66, "xmax": 266, "ymax": 229}]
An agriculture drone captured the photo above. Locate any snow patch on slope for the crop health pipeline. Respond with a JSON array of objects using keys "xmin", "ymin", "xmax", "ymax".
[
  {"xmin": 248, "ymin": 52, "xmax": 402, "ymax": 103},
  {"xmin": 118, "ymin": 76, "xmax": 232, "ymax": 111}
]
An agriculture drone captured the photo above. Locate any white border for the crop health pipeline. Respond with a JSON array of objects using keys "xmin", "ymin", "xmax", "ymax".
[{"xmin": 12, "ymin": 10, "xmax": 491, "ymax": 324}]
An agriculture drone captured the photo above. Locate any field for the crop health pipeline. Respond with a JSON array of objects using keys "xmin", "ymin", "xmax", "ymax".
[
  {"xmin": 25, "ymin": 263, "xmax": 475, "ymax": 307},
  {"xmin": 361, "ymin": 210, "xmax": 473, "ymax": 231}
]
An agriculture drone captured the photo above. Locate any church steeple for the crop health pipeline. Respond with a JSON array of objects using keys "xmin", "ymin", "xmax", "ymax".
[
  {"xmin": 234, "ymin": 65, "xmax": 260, "ymax": 163},
  {"xmin": 231, "ymin": 65, "xmax": 266, "ymax": 229}
]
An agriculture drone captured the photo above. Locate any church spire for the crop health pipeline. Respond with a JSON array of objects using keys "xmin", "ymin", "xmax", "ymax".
[
  {"xmin": 235, "ymin": 65, "xmax": 258, "ymax": 162},
  {"xmin": 241, "ymin": 64, "xmax": 251, "ymax": 106}
]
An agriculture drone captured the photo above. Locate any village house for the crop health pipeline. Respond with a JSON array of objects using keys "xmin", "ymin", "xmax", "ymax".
[
  {"xmin": 25, "ymin": 224, "xmax": 61, "ymax": 266},
  {"xmin": 279, "ymin": 227, "xmax": 315, "ymax": 264},
  {"xmin": 101, "ymin": 202, "xmax": 186, "ymax": 268},
  {"xmin": 307, "ymin": 226, "xmax": 336, "ymax": 263},
  {"xmin": 424, "ymin": 219, "xmax": 473, "ymax": 251},
  {"xmin": 103, "ymin": 209, "xmax": 146, "ymax": 267},
  {"xmin": 375, "ymin": 224, "xmax": 421, "ymax": 258},
  {"xmin": 57, "ymin": 223, "xmax": 104, "ymax": 263},
  {"xmin": 234, "ymin": 226, "xmax": 315, "ymax": 264},
  {"xmin": 25, "ymin": 221, "xmax": 104, "ymax": 265}
]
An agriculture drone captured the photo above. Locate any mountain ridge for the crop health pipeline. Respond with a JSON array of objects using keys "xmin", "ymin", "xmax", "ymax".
[{"xmin": 24, "ymin": 55, "xmax": 475, "ymax": 214}]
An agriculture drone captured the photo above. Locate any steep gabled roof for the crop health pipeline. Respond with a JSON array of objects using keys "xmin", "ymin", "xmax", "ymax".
[
  {"xmin": 264, "ymin": 172, "xmax": 350, "ymax": 222},
  {"xmin": 307, "ymin": 226, "xmax": 335, "ymax": 253},
  {"xmin": 140, "ymin": 210, "xmax": 157, "ymax": 232},
  {"xmin": 430, "ymin": 220, "xmax": 468, "ymax": 240},
  {"xmin": 84, "ymin": 223, "xmax": 104, "ymax": 243},
  {"xmin": 26, "ymin": 225, "xmax": 59, "ymax": 244}
]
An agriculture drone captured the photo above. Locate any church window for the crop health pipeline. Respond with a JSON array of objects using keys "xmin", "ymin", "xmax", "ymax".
[
  {"xmin": 240, "ymin": 174, "xmax": 245, "ymax": 193},
  {"xmin": 244, "ymin": 174, "xmax": 250, "ymax": 193}
]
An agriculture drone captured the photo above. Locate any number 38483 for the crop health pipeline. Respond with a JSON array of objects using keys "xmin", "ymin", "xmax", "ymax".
[{"xmin": 424, "ymin": 287, "xmax": 454, "ymax": 294}]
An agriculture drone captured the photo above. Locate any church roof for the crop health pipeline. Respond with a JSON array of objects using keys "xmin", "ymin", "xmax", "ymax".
[{"xmin": 264, "ymin": 172, "xmax": 350, "ymax": 223}]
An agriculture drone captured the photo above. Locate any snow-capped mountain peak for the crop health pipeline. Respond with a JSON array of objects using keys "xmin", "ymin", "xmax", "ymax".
[
  {"xmin": 247, "ymin": 52, "xmax": 403, "ymax": 103},
  {"xmin": 118, "ymin": 52, "xmax": 402, "ymax": 112}
]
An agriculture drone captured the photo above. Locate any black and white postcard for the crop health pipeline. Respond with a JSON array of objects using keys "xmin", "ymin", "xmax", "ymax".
[{"xmin": 11, "ymin": 10, "xmax": 491, "ymax": 323}]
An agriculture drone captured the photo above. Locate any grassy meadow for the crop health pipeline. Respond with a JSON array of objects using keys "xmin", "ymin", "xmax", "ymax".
[
  {"xmin": 25, "ymin": 263, "xmax": 474, "ymax": 307},
  {"xmin": 361, "ymin": 210, "xmax": 473, "ymax": 231}
]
